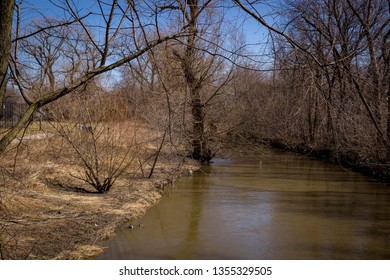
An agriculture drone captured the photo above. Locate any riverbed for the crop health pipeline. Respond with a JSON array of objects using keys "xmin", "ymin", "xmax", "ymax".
[{"xmin": 97, "ymin": 147, "xmax": 390, "ymax": 259}]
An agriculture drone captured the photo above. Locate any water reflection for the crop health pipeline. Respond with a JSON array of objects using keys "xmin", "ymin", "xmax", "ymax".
[{"xmin": 97, "ymin": 148, "xmax": 390, "ymax": 259}]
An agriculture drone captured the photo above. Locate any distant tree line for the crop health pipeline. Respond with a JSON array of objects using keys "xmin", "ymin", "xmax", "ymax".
[{"xmin": 232, "ymin": 0, "xmax": 390, "ymax": 176}]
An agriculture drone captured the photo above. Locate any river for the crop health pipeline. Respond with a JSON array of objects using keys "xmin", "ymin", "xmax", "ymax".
[{"xmin": 96, "ymin": 147, "xmax": 390, "ymax": 259}]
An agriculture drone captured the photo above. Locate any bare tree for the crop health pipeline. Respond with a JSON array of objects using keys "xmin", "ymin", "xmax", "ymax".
[
  {"xmin": 0, "ymin": 0, "xmax": 185, "ymax": 153},
  {"xmin": 151, "ymin": 0, "xmax": 238, "ymax": 162},
  {"xmin": 233, "ymin": 0, "xmax": 390, "ymax": 172}
]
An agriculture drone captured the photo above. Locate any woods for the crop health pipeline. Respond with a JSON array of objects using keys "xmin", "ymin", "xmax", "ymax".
[
  {"xmin": 0, "ymin": 0, "xmax": 389, "ymax": 259},
  {"xmin": 2, "ymin": 0, "xmax": 387, "ymax": 170},
  {"xmin": 233, "ymin": 0, "xmax": 390, "ymax": 176}
]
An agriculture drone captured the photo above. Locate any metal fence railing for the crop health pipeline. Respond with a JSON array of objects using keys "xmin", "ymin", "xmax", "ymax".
[{"xmin": 1, "ymin": 102, "xmax": 29, "ymax": 128}]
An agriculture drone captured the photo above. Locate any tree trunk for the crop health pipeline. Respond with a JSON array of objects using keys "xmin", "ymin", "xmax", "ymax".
[
  {"xmin": 0, "ymin": 0, "xmax": 15, "ymax": 119},
  {"xmin": 387, "ymin": 79, "xmax": 390, "ymax": 160},
  {"xmin": 0, "ymin": 103, "xmax": 38, "ymax": 153},
  {"xmin": 185, "ymin": 0, "xmax": 212, "ymax": 162},
  {"xmin": 191, "ymin": 87, "xmax": 211, "ymax": 162}
]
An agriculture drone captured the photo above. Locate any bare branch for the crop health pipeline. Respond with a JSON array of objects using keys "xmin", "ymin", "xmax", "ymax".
[{"xmin": 11, "ymin": 13, "xmax": 91, "ymax": 43}]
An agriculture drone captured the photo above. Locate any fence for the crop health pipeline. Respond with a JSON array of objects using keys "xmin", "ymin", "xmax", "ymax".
[{"xmin": 0, "ymin": 101, "xmax": 29, "ymax": 128}]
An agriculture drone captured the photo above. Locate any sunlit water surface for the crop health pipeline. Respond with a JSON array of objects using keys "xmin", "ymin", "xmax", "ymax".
[{"xmin": 97, "ymin": 148, "xmax": 390, "ymax": 259}]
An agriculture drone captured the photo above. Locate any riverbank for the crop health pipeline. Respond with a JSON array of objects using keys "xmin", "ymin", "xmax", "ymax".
[
  {"xmin": 261, "ymin": 138, "xmax": 390, "ymax": 181},
  {"xmin": 96, "ymin": 145, "xmax": 390, "ymax": 260},
  {"xmin": 222, "ymin": 135, "xmax": 390, "ymax": 181},
  {"xmin": 0, "ymin": 124, "xmax": 199, "ymax": 259},
  {"xmin": 3, "ymin": 127, "xmax": 387, "ymax": 260}
]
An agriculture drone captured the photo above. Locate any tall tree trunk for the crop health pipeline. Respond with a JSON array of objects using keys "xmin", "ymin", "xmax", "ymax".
[
  {"xmin": 184, "ymin": 0, "xmax": 212, "ymax": 162},
  {"xmin": 387, "ymin": 87, "xmax": 390, "ymax": 159},
  {"xmin": 0, "ymin": 0, "xmax": 15, "ymax": 119}
]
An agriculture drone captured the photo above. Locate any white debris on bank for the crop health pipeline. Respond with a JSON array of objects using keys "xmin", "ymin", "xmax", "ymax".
[{"xmin": 13, "ymin": 133, "xmax": 54, "ymax": 143}]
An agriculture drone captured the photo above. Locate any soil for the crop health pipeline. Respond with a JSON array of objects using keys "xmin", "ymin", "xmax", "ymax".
[{"xmin": 0, "ymin": 123, "xmax": 199, "ymax": 259}]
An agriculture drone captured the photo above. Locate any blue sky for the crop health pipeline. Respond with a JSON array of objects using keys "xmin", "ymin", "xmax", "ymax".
[
  {"xmin": 20, "ymin": 1, "xmax": 274, "ymax": 42},
  {"xmin": 17, "ymin": 0, "xmax": 278, "ymax": 70}
]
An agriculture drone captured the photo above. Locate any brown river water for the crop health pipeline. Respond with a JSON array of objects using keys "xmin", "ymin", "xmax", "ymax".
[{"xmin": 97, "ymin": 148, "xmax": 390, "ymax": 259}]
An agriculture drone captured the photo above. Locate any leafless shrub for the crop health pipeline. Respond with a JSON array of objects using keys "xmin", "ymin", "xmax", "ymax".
[{"xmin": 48, "ymin": 88, "xmax": 141, "ymax": 193}]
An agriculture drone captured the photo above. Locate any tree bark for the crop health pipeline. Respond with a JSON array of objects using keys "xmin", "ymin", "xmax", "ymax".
[
  {"xmin": 0, "ymin": 0, "xmax": 15, "ymax": 119},
  {"xmin": 184, "ymin": 0, "xmax": 212, "ymax": 162}
]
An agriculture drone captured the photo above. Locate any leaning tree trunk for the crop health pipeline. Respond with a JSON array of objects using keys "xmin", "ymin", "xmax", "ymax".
[
  {"xmin": 0, "ymin": 0, "xmax": 15, "ymax": 119},
  {"xmin": 184, "ymin": 0, "xmax": 212, "ymax": 162}
]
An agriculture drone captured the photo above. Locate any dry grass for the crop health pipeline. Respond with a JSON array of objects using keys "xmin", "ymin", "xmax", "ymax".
[{"xmin": 0, "ymin": 121, "xmax": 198, "ymax": 259}]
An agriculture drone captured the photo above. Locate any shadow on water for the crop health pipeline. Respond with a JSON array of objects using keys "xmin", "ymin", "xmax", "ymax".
[{"xmin": 97, "ymin": 148, "xmax": 390, "ymax": 260}]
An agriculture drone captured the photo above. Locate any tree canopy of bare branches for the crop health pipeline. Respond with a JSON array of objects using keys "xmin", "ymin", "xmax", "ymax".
[{"xmin": 0, "ymin": 0, "xmax": 187, "ymax": 153}]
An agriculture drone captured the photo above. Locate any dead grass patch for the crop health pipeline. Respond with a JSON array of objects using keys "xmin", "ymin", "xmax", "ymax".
[{"xmin": 0, "ymin": 121, "xmax": 198, "ymax": 259}]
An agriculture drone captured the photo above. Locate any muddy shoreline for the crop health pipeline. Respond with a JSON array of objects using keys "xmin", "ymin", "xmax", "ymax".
[{"xmin": 0, "ymin": 155, "xmax": 198, "ymax": 260}]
